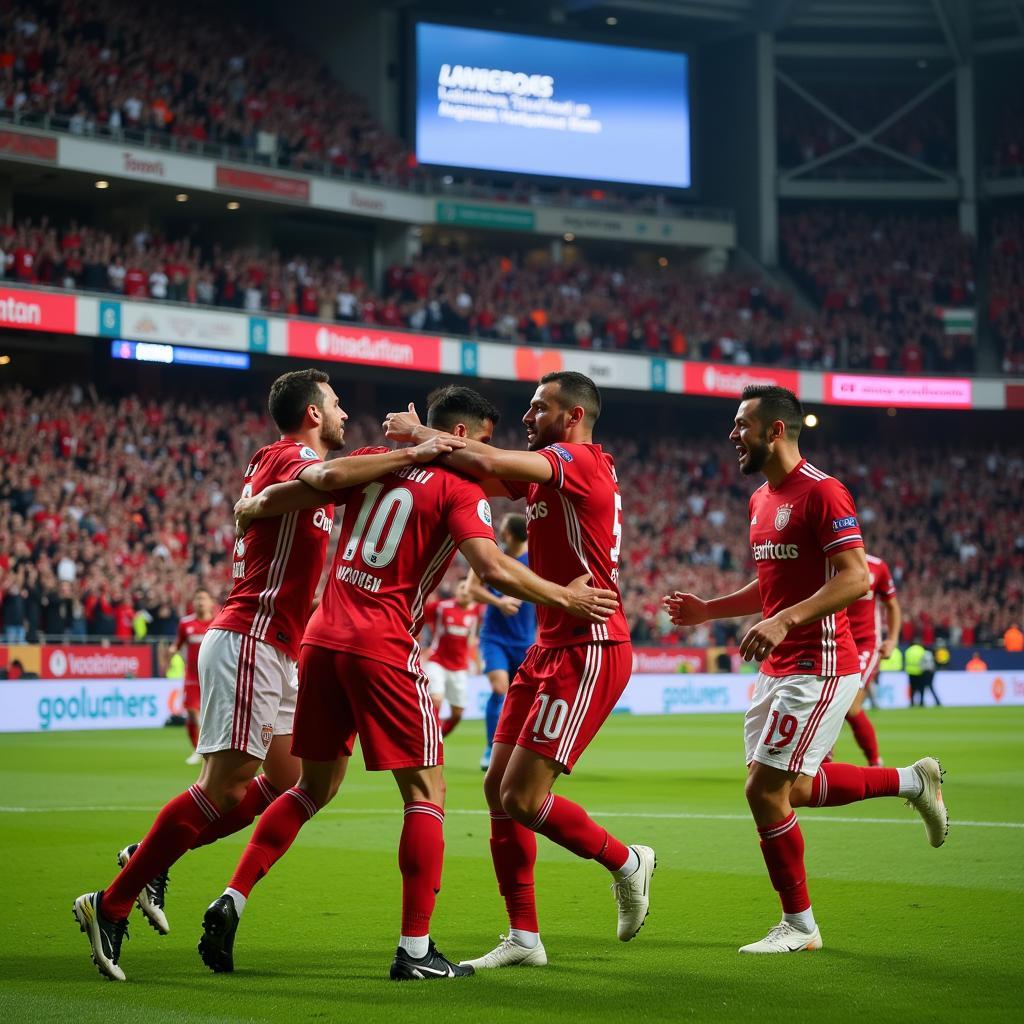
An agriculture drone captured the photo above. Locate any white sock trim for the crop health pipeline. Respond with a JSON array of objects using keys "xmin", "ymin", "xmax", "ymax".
[
  {"xmin": 612, "ymin": 847, "xmax": 641, "ymax": 880},
  {"xmin": 224, "ymin": 887, "xmax": 247, "ymax": 918},
  {"xmin": 897, "ymin": 766, "xmax": 924, "ymax": 798},
  {"xmin": 510, "ymin": 928, "xmax": 540, "ymax": 949},
  {"xmin": 783, "ymin": 908, "xmax": 817, "ymax": 933},
  {"xmin": 399, "ymin": 934, "xmax": 430, "ymax": 959}
]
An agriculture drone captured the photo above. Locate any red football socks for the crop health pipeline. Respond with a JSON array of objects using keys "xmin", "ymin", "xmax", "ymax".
[
  {"xmin": 227, "ymin": 787, "xmax": 318, "ymax": 898},
  {"xmin": 846, "ymin": 710, "xmax": 882, "ymax": 765},
  {"xmin": 757, "ymin": 813, "xmax": 810, "ymax": 914},
  {"xmin": 810, "ymin": 762, "xmax": 900, "ymax": 806},
  {"xmin": 192, "ymin": 775, "xmax": 279, "ymax": 849},
  {"xmin": 103, "ymin": 785, "xmax": 220, "ymax": 920},
  {"xmin": 489, "ymin": 812, "xmax": 539, "ymax": 932},
  {"xmin": 399, "ymin": 802, "xmax": 445, "ymax": 937},
  {"xmin": 529, "ymin": 794, "xmax": 629, "ymax": 871}
]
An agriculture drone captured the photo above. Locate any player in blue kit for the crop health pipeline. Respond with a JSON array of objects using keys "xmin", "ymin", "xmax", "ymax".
[{"xmin": 466, "ymin": 513, "xmax": 537, "ymax": 770}]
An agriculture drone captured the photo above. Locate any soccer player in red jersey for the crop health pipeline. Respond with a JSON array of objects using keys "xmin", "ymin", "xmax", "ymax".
[
  {"xmin": 73, "ymin": 369, "xmax": 460, "ymax": 982},
  {"xmin": 665, "ymin": 386, "xmax": 947, "ymax": 954},
  {"xmin": 841, "ymin": 552, "xmax": 901, "ymax": 765},
  {"xmin": 423, "ymin": 580, "xmax": 480, "ymax": 737},
  {"xmin": 198, "ymin": 385, "xmax": 617, "ymax": 981},
  {"xmin": 169, "ymin": 587, "xmax": 216, "ymax": 764},
  {"xmin": 384, "ymin": 372, "xmax": 655, "ymax": 971}
]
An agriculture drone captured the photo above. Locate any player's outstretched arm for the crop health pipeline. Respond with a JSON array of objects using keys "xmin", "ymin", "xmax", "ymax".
[
  {"xmin": 663, "ymin": 578, "xmax": 762, "ymax": 627},
  {"xmin": 460, "ymin": 537, "xmax": 616, "ymax": 624},
  {"xmin": 465, "ymin": 569, "xmax": 523, "ymax": 616},
  {"xmin": 298, "ymin": 434, "xmax": 466, "ymax": 492},
  {"xmin": 234, "ymin": 481, "xmax": 323, "ymax": 536},
  {"xmin": 738, "ymin": 547, "xmax": 870, "ymax": 662},
  {"xmin": 383, "ymin": 404, "xmax": 553, "ymax": 484}
]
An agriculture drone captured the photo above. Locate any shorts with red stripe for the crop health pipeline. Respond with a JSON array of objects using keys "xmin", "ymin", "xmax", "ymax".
[
  {"xmin": 183, "ymin": 680, "xmax": 201, "ymax": 712},
  {"xmin": 195, "ymin": 627, "xmax": 297, "ymax": 760},
  {"xmin": 857, "ymin": 646, "xmax": 881, "ymax": 689},
  {"xmin": 291, "ymin": 644, "xmax": 443, "ymax": 771},
  {"xmin": 492, "ymin": 641, "xmax": 631, "ymax": 773},
  {"xmin": 745, "ymin": 671, "xmax": 861, "ymax": 777}
]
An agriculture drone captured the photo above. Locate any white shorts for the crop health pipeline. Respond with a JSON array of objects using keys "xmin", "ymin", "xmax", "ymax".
[
  {"xmin": 858, "ymin": 647, "xmax": 881, "ymax": 689},
  {"xmin": 744, "ymin": 672, "xmax": 860, "ymax": 777},
  {"xmin": 197, "ymin": 628, "xmax": 298, "ymax": 760},
  {"xmin": 424, "ymin": 660, "xmax": 469, "ymax": 709}
]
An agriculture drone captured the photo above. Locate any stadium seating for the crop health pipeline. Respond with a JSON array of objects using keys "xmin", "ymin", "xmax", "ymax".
[
  {"xmin": 2, "ymin": 385, "xmax": 1020, "ymax": 648},
  {"xmin": 989, "ymin": 210, "xmax": 1023, "ymax": 374}
]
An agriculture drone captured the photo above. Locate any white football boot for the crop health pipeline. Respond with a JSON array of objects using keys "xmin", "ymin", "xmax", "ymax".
[
  {"xmin": 460, "ymin": 934, "xmax": 548, "ymax": 969},
  {"xmin": 739, "ymin": 920, "xmax": 823, "ymax": 954}
]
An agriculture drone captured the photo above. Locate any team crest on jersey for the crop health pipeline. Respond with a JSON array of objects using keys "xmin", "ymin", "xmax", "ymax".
[
  {"xmin": 774, "ymin": 504, "xmax": 793, "ymax": 531},
  {"xmin": 261, "ymin": 724, "xmax": 273, "ymax": 747},
  {"xmin": 299, "ymin": 445, "xmax": 319, "ymax": 461},
  {"xmin": 549, "ymin": 444, "xmax": 574, "ymax": 463},
  {"xmin": 477, "ymin": 498, "xmax": 493, "ymax": 527}
]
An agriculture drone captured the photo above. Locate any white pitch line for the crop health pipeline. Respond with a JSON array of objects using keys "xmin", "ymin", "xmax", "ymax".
[{"xmin": 0, "ymin": 805, "xmax": 1021, "ymax": 830}]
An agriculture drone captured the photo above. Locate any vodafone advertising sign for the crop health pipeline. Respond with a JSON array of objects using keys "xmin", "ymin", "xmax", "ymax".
[
  {"xmin": 825, "ymin": 374, "xmax": 973, "ymax": 409},
  {"xmin": 288, "ymin": 321, "xmax": 442, "ymax": 372},
  {"xmin": 683, "ymin": 362, "xmax": 800, "ymax": 399},
  {"xmin": 41, "ymin": 645, "xmax": 153, "ymax": 680},
  {"xmin": 0, "ymin": 286, "xmax": 76, "ymax": 333}
]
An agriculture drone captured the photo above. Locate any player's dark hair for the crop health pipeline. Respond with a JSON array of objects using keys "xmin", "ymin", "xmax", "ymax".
[
  {"xmin": 501, "ymin": 513, "xmax": 528, "ymax": 543},
  {"xmin": 425, "ymin": 385, "xmax": 501, "ymax": 432},
  {"xmin": 268, "ymin": 369, "xmax": 330, "ymax": 433},
  {"xmin": 741, "ymin": 384, "xmax": 803, "ymax": 439},
  {"xmin": 539, "ymin": 371, "xmax": 601, "ymax": 425},
  {"xmin": 193, "ymin": 587, "xmax": 211, "ymax": 598}
]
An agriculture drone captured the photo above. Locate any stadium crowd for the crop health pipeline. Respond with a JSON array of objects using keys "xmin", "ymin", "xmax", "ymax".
[
  {"xmin": 988, "ymin": 210, "xmax": 1024, "ymax": 374},
  {"xmin": 2, "ymin": 385, "xmax": 1020, "ymax": 650},
  {"xmin": 779, "ymin": 206, "xmax": 976, "ymax": 372},
  {"xmin": 990, "ymin": 99, "xmax": 1024, "ymax": 177}
]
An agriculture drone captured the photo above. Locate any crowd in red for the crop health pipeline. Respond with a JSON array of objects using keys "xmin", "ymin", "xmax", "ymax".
[
  {"xmin": 779, "ymin": 207, "xmax": 977, "ymax": 372},
  {"xmin": 2, "ymin": 385, "xmax": 1020, "ymax": 651},
  {"xmin": 988, "ymin": 210, "xmax": 1024, "ymax": 374}
]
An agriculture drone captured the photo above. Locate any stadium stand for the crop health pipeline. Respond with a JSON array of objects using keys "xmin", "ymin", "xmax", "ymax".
[
  {"xmin": 988, "ymin": 210, "xmax": 1024, "ymax": 374},
  {"xmin": 2, "ymin": 385, "xmax": 1020, "ymax": 648}
]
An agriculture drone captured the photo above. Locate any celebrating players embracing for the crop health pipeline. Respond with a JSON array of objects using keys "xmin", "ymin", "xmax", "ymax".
[
  {"xmin": 72, "ymin": 369, "xmax": 459, "ymax": 981},
  {"xmin": 665, "ymin": 385, "xmax": 947, "ymax": 954},
  {"xmin": 199, "ymin": 385, "xmax": 617, "ymax": 981},
  {"xmin": 385, "ymin": 371, "xmax": 654, "ymax": 971}
]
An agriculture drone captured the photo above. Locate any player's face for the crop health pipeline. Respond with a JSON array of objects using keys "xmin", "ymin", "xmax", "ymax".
[
  {"xmin": 730, "ymin": 399, "xmax": 772, "ymax": 476},
  {"xmin": 469, "ymin": 418, "xmax": 495, "ymax": 445},
  {"xmin": 455, "ymin": 581, "xmax": 472, "ymax": 606},
  {"xmin": 317, "ymin": 383, "xmax": 348, "ymax": 450},
  {"xmin": 523, "ymin": 383, "xmax": 571, "ymax": 451},
  {"xmin": 193, "ymin": 590, "xmax": 213, "ymax": 617}
]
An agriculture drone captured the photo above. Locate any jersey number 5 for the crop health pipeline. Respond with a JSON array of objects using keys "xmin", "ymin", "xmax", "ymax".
[{"xmin": 342, "ymin": 482, "xmax": 414, "ymax": 569}]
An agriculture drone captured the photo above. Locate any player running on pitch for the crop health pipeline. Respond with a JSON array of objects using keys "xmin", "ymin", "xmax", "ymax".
[
  {"xmin": 385, "ymin": 371, "xmax": 654, "ymax": 971},
  {"xmin": 842, "ymin": 551, "xmax": 901, "ymax": 765},
  {"xmin": 169, "ymin": 587, "xmax": 216, "ymax": 765},
  {"xmin": 198, "ymin": 384, "xmax": 618, "ymax": 982},
  {"xmin": 466, "ymin": 512, "xmax": 536, "ymax": 771},
  {"xmin": 423, "ymin": 580, "xmax": 480, "ymax": 737},
  {"xmin": 72, "ymin": 369, "xmax": 460, "ymax": 981},
  {"xmin": 665, "ymin": 385, "xmax": 947, "ymax": 954}
]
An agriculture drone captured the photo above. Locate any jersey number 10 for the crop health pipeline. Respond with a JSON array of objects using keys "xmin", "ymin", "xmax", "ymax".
[{"xmin": 342, "ymin": 483, "xmax": 414, "ymax": 569}]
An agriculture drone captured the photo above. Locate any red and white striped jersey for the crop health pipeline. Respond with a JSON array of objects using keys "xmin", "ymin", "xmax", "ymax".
[
  {"xmin": 748, "ymin": 459, "xmax": 864, "ymax": 677},
  {"xmin": 424, "ymin": 599, "xmax": 479, "ymax": 671},
  {"xmin": 175, "ymin": 613, "xmax": 214, "ymax": 683},
  {"xmin": 505, "ymin": 442, "xmax": 630, "ymax": 649},
  {"xmin": 303, "ymin": 452, "xmax": 496, "ymax": 672},
  {"xmin": 213, "ymin": 439, "xmax": 335, "ymax": 661},
  {"xmin": 846, "ymin": 553, "xmax": 896, "ymax": 650}
]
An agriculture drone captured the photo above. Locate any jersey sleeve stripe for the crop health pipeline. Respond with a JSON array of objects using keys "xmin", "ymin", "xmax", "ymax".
[{"xmin": 822, "ymin": 534, "xmax": 863, "ymax": 552}]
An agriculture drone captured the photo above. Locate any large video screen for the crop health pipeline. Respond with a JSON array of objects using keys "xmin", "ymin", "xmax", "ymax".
[{"xmin": 414, "ymin": 22, "xmax": 692, "ymax": 189}]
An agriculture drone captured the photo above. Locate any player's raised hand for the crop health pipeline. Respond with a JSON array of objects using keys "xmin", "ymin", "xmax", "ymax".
[
  {"xmin": 383, "ymin": 402, "xmax": 422, "ymax": 442},
  {"xmin": 497, "ymin": 595, "xmax": 523, "ymax": 616},
  {"xmin": 409, "ymin": 433, "xmax": 466, "ymax": 463},
  {"xmin": 564, "ymin": 573, "xmax": 618, "ymax": 623},
  {"xmin": 233, "ymin": 496, "xmax": 259, "ymax": 538},
  {"xmin": 739, "ymin": 615, "xmax": 790, "ymax": 662},
  {"xmin": 662, "ymin": 592, "xmax": 709, "ymax": 627}
]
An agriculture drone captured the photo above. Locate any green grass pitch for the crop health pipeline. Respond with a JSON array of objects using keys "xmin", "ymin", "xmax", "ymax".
[{"xmin": 1, "ymin": 707, "xmax": 1021, "ymax": 1023}]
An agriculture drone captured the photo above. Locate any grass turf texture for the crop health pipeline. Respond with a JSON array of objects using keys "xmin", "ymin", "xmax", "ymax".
[{"xmin": 0, "ymin": 707, "xmax": 1021, "ymax": 1023}]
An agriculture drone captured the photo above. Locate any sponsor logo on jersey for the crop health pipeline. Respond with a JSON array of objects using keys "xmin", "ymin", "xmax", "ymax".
[
  {"xmin": 477, "ymin": 498, "xmax": 493, "ymax": 527},
  {"xmin": 312, "ymin": 508, "xmax": 333, "ymax": 534},
  {"xmin": 774, "ymin": 504, "xmax": 793, "ymax": 531},
  {"xmin": 752, "ymin": 540, "xmax": 800, "ymax": 561},
  {"xmin": 526, "ymin": 500, "xmax": 548, "ymax": 522},
  {"xmin": 832, "ymin": 515, "xmax": 858, "ymax": 531},
  {"xmin": 299, "ymin": 445, "xmax": 319, "ymax": 461},
  {"xmin": 549, "ymin": 444, "xmax": 574, "ymax": 463}
]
